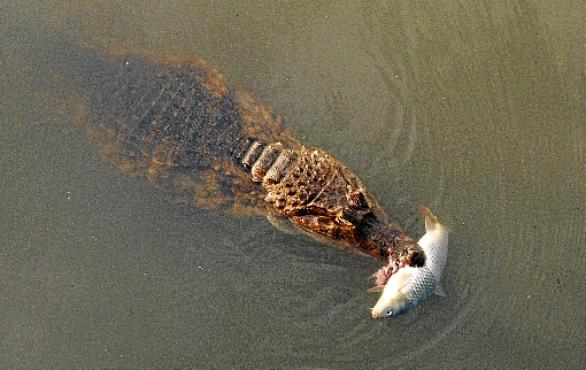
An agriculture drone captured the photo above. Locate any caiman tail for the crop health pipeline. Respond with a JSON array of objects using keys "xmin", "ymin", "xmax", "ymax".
[{"xmin": 28, "ymin": 30, "xmax": 425, "ymax": 267}]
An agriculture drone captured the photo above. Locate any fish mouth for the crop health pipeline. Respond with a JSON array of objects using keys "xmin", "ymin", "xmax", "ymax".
[
  {"xmin": 371, "ymin": 311, "xmax": 384, "ymax": 320},
  {"xmin": 371, "ymin": 307, "xmax": 395, "ymax": 319}
]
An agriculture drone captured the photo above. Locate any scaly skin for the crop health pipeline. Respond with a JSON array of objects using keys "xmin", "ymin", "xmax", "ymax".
[
  {"xmin": 253, "ymin": 145, "xmax": 425, "ymax": 267},
  {"xmin": 46, "ymin": 38, "xmax": 425, "ymax": 268}
]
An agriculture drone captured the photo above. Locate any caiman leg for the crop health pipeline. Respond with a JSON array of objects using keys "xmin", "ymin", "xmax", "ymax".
[{"xmin": 266, "ymin": 214, "xmax": 299, "ymax": 235}]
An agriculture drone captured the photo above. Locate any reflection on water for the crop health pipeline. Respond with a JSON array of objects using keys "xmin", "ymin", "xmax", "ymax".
[{"xmin": 1, "ymin": 1, "xmax": 584, "ymax": 368}]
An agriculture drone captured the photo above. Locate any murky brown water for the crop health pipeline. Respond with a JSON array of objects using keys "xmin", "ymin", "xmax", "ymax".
[{"xmin": 1, "ymin": 1, "xmax": 584, "ymax": 368}]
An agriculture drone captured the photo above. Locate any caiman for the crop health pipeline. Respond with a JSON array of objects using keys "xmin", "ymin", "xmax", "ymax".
[{"xmin": 37, "ymin": 35, "xmax": 426, "ymax": 286}]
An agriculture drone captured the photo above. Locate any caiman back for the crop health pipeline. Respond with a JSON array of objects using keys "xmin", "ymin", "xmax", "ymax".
[{"xmin": 41, "ymin": 37, "xmax": 425, "ymax": 267}]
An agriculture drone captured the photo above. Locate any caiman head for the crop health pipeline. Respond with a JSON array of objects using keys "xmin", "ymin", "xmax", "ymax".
[
  {"xmin": 264, "ymin": 146, "xmax": 426, "ymax": 267},
  {"xmin": 341, "ymin": 185, "xmax": 426, "ymax": 267},
  {"xmin": 360, "ymin": 217, "xmax": 426, "ymax": 267}
]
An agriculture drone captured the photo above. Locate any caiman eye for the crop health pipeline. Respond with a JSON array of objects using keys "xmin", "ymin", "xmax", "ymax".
[{"xmin": 411, "ymin": 251, "xmax": 425, "ymax": 267}]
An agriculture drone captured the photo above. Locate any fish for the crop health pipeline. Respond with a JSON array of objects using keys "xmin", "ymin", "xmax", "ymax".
[{"xmin": 370, "ymin": 206, "xmax": 448, "ymax": 318}]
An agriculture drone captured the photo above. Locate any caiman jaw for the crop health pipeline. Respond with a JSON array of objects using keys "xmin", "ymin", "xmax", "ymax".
[
  {"xmin": 373, "ymin": 245, "xmax": 425, "ymax": 287},
  {"xmin": 400, "ymin": 254, "xmax": 414, "ymax": 267},
  {"xmin": 406, "ymin": 246, "xmax": 426, "ymax": 267},
  {"xmin": 397, "ymin": 241, "xmax": 425, "ymax": 267}
]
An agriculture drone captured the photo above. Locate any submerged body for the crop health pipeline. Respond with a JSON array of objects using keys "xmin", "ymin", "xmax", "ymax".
[
  {"xmin": 371, "ymin": 206, "xmax": 448, "ymax": 318},
  {"xmin": 39, "ymin": 38, "xmax": 426, "ymax": 269}
]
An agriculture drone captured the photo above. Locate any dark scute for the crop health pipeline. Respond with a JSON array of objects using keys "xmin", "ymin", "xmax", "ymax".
[
  {"xmin": 411, "ymin": 250, "xmax": 426, "ymax": 267},
  {"xmin": 83, "ymin": 52, "xmax": 244, "ymax": 170}
]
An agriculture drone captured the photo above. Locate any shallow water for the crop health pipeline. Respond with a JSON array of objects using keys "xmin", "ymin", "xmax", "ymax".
[{"xmin": 1, "ymin": 1, "xmax": 584, "ymax": 368}]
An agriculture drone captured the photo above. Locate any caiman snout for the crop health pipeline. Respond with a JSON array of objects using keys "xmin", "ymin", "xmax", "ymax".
[{"xmin": 405, "ymin": 243, "xmax": 426, "ymax": 267}]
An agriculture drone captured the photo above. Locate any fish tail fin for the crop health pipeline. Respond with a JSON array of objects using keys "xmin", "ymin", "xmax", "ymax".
[{"xmin": 419, "ymin": 204, "xmax": 440, "ymax": 232}]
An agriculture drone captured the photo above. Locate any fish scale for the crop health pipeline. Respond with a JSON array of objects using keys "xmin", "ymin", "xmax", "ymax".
[{"xmin": 404, "ymin": 266, "xmax": 439, "ymax": 303}]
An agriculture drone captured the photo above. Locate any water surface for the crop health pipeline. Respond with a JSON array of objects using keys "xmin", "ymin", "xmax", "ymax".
[{"xmin": 1, "ymin": 1, "xmax": 584, "ymax": 368}]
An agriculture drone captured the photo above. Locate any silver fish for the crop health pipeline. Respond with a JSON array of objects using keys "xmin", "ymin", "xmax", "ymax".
[{"xmin": 370, "ymin": 206, "xmax": 448, "ymax": 318}]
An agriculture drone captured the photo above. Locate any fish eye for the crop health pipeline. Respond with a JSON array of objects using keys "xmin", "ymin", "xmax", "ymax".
[{"xmin": 386, "ymin": 310, "xmax": 393, "ymax": 317}]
